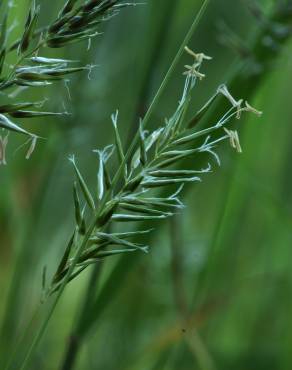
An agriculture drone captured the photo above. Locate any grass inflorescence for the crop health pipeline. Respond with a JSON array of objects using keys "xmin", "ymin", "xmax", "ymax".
[
  {"xmin": 48, "ymin": 46, "xmax": 261, "ymax": 295},
  {"xmin": 0, "ymin": 0, "xmax": 131, "ymax": 162}
]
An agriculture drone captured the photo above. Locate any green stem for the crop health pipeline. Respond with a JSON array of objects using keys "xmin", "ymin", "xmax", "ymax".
[
  {"xmin": 10, "ymin": 216, "xmax": 98, "ymax": 370},
  {"xmin": 110, "ymin": 0, "xmax": 211, "ymax": 190},
  {"xmin": 60, "ymin": 263, "xmax": 102, "ymax": 370}
]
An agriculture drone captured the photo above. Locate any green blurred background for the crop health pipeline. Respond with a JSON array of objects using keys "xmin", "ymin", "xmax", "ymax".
[{"xmin": 1, "ymin": 0, "xmax": 292, "ymax": 369}]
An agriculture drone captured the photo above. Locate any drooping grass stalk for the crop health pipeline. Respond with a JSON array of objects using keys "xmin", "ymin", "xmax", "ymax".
[
  {"xmin": 1, "ymin": 0, "xmax": 131, "ymax": 363},
  {"xmin": 0, "ymin": 0, "xmax": 131, "ymax": 366},
  {"xmin": 0, "ymin": 1, "xmax": 133, "ymax": 360},
  {"xmin": 0, "ymin": 0, "xmax": 131, "ymax": 158}
]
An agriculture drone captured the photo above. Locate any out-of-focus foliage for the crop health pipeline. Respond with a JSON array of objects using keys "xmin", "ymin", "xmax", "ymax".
[{"xmin": 1, "ymin": 0, "xmax": 292, "ymax": 369}]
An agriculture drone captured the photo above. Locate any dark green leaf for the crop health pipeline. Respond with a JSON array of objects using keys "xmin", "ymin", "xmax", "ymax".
[
  {"xmin": 53, "ymin": 232, "xmax": 75, "ymax": 284},
  {"xmin": 8, "ymin": 110, "xmax": 67, "ymax": 118},
  {"xmin": 73, "ymin": 181, "xmax": 83, "ymax": 230}
]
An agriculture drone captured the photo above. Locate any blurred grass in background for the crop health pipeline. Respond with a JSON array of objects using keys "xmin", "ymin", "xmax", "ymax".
[{"xmin": 1, "ymin": 0, "xmax": 292, "ymax": 369}]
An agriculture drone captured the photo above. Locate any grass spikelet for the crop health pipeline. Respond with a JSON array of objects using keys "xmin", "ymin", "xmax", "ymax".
[
  {"xmin": 111, "ymin": 110, "xmax": 127, "ymax": 181},
  {"xmin": 0, "ymin": 113, "xmax": 33, "ymax": 136},
  {"xmin": 69, "ymin": 155, "xmax": 96, "ymax": 211}
]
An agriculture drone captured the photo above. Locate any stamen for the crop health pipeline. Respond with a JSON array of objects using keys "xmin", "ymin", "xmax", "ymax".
[
  {"xmin": 183, "ymin": 65, "xmax": 205, "ymax": 80},
  {"xmin": 244, "ymin": 101, "xmax": 263, "ymax": 116},
  {"xmin": 184, "ymin": 46, "xmax": 212, "ymax": 63},
  {"xmin": 218, "ymin": 84, "xmax": 243, "ymax": 119},
  {"xmin": 224, "ymin": 128, "xmax": 242, "ymax": 153}
]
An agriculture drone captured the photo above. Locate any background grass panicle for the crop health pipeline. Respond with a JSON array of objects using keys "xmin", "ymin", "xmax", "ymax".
[{"xmin": 0, "ymin": 0, "xmax": 129, "ymax": 160}]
